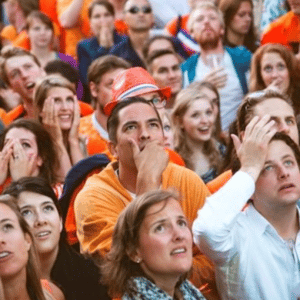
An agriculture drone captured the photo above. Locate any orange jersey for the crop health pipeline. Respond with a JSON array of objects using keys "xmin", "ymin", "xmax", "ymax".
[{"xmin": 261, "ymin": 11, "xmax": 300, "ymax": 51}]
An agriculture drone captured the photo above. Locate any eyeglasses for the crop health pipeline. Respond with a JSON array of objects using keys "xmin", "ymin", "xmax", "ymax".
[
  {"xmin": 148, "ymin": 97, "xmax": 166, "ymax": 109},
  {"xmin": 127, "ymin": 6, "xmax": 152, "ymax": 14}
]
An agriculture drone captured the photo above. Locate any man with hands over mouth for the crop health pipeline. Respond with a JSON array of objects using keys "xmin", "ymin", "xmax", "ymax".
[
  {"xmin": 74, "ymin": 95, "xmax": 220, "ymax": 300},
  {"xmin": 193, "ymin": 115, "xmax": 300, "ymax": 299}
]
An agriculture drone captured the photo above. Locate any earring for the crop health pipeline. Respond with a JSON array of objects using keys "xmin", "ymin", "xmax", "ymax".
[{"xmin": 136, "ymin": 258, "xmax": 141, "ymax": 263}]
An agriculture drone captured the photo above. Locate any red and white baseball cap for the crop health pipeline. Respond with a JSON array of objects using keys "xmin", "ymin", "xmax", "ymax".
[{"xmin": 104, "ymin": 67, "xmax": 171, "ymax": 116}]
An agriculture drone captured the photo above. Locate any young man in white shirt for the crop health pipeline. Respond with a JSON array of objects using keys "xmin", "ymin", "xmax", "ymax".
[{"xmin": 193, "ymin": 115, "xmax": 300, "ymax": 299}]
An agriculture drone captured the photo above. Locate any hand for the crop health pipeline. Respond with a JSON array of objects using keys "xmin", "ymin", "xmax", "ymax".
[
  {"xmin": 68, "ymin": 97, "xmax": 80, "ymax": 143},
  {"xmin": 231, "ymin": 115, "xmax": 276, "ymax": 181},
  {"xmin": 203, "ymin": 67, "xmax": 227, "ymax": 89},
  {"xmin": 266, "ymin": 79, "xmax": 282, "ymax": 93},
  {"xmin": 9, "ymin": 140, "xmax": 37, "ymax": 181},
  {"xmin": 98, "ymin": 26, "xmax": 114, "ymax": 48},
  {"xmin": 0, "ymin": 139, "xmax": 14, "ymax": 185},
  {"xmin": 40, "ymin": 97, "xmax": 63, "ymax": 143},
  {"xmin": 130, "ymin": 139, "xmax": 169, "ymax": 194}
]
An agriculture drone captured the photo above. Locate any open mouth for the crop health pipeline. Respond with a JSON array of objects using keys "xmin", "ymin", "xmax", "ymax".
[
  {"xmin": 198, "ymin": 127, "xmax": 210, "ymax": 134},
  {"xmin": 36, "ymin": 231, "xmax": 51, "ymax": 238},
  {"xmin": 171, "ymin": 247, "xmax": 186, "ymax": 255},
  {"xmin": 26, "ymin": 82, "xmax": 35, "ymax": 91},
  {"xmin": 0, "ymin": 251, "xmax": 10, "ymax": 259}
]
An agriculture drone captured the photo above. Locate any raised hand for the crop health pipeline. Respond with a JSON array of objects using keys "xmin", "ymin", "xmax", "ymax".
[
  {"xmin": 0, "ymin": 139, "xmax": 14, "ymax": 185},
  {"xmin": 231, "ymin": 115, "xmax": 277, "ymax": 181},
  {"xmin": 40, "ymin": 97, "xmax": 63, "ymax": 143},
  {"xmin": 130, "ymin": 139, "xmax": 169, "ymax": 194},
  {"xmin": 68, "ymin": 96, "xmax": 80, "ymax": 143},
  {"xmin": 203, "ymin": 67, "xmax": 227, "ymax": 89},
  {"xmin": 9, "ymin": 140, "xmax": 37, "ymax": 181},
  {"xmin": 98, "ymin": 26, "xmax": 114, "ymax": 48}
]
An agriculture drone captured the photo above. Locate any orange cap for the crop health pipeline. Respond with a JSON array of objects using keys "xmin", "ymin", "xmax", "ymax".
[{"xmin": 104, "ymin": 67, "xmax": 171, "ymax": 116}]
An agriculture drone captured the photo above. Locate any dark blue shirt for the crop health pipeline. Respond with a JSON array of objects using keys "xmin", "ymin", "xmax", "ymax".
[
  {"xmin": 77, "ymin": 31, "xmax": 126, "ymax": 85},
  {"xmin": 109, "ymin": 36, "xmax": 145, "ymax": 68}
]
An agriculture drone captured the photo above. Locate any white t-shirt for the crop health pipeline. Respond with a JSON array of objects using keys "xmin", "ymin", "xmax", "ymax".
[{"xmin": 194, "ymin": 51, "xmax": 244, "ymax": 131}]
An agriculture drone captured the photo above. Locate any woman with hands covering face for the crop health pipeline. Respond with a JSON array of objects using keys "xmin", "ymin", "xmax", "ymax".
[
  {"xmin": 0, "ymin": 119, "xmax": 60, "ymax": 194},
  {"xmin": 34, "ymin": 75, "xmax": 86, "ymax": 180}
]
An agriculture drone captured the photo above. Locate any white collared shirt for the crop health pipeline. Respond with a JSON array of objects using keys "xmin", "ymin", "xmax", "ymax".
[{"xmin": 193, "ymin": 171, "xmax": 300, "ymax": 300}]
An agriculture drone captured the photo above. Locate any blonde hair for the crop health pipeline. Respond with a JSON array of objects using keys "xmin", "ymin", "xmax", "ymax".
[
  {"xmin": 34, "ymin": 75, "xmax": 76, "ymax": 120},
  {"xmin": 188, "ymin": 1, "xmax": 224, "ymax": 34},
  {"xmin": 171, "ymin": 87, "xmax": 222, "ymax": 172}
]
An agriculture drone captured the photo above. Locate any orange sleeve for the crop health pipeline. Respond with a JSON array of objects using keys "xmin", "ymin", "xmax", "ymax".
[
  {"xmin": 165, "ymin": 17, "xmax": 179, "ymax": 36},
  {"xmin": 165, "ymin": 148, "xmax": 185, "ymax": 166},
  {"xmin": 206, "ymin": 170, "xmax": 233, "ymax": 194},
  {"xmin": 0, "ymin": 108, "xmax": 6, "ymax": 122},
  {"xmin": 13, "ymin": 31, "xmax": 30, "ymax": 50},
  {"xmin": 79, "ymin": 101, "xmax": 94, "ymax": 116},
  {"xmin": 1, "ymin": 25, "xmax": 18, "ymax": 42},
  {"xmin": 40, "ymin": 0, "xmax": 59, "ymax": 25},
  {"xmin": 114, "ymin": 19, "xmax": 128, "ymax": 36}
]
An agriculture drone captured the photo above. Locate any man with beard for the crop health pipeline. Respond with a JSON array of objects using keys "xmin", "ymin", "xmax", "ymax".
[
  {"xmin": 109, "ymin": 0, "xmax": 154, "ymax": 68},
  {"xmin": 181, "ymin": 1, "xmax": 251, "ymax": 131},
  {"xmin": 78, "ymin": 55, "xmax": 130, "ymax": 155}
]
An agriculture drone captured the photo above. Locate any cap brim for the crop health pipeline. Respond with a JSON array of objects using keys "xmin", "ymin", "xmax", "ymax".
[{"xmin": 104, "ymin": 86, "xmax": 172, "ymax": 116}]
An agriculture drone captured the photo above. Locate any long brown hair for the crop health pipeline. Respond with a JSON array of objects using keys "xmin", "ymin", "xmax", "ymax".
[
  {"xmin": 250, "ymin": 43, "xmax": 300, "ymax": 113},
  {"xmin": 101, "ymin": 190, "xmax": 188, "ymax": 298},
  {"xmin": 0, "ymin": 195, "xmax": 47, "ymax": 300},
  {"xmin": 171, "ymin": 87, "xmax": 222, "ymax": 173},
  {"xmin": 219, "ymin": 0, "xmax": 257, "ymax": 52}
]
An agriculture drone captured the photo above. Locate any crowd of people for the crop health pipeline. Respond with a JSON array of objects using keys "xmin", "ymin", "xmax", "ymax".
[{"xmin": 0, "ymin": 0, "xmax": 300, "ymax": 299}]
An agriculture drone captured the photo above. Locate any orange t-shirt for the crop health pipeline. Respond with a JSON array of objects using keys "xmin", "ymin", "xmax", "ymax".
[
  {"xmin": 206, "ymin": 170, "xmax": 233, "ymax": 194},
  {"xmin": 57, "ymin": 0, "xmax": 92, "ymax": 57},
  {"xmin": 79, "ymin": 114, "xmax": 110, "ymax": 156},
  {"xmin": 1, "ymin": 25, "xmax": 18, "ymax": 43},
  {"xmin": 261, "ymin": 11, "xmax": 300, "ymax": 52}
]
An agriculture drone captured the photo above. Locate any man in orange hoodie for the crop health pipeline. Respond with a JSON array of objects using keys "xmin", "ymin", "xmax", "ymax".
[{"xmin": 74, "ymin": 90, "xmax": 219, "ymax": 299}]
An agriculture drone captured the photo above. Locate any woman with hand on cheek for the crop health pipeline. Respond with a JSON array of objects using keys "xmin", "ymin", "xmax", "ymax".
[
  {"xmin": 101, "ymin": 189, "xmax": 205, "ymax": 300},
  {"xmin": 34, "ymin": 75, "xmax": 86, "ymax": 180}
]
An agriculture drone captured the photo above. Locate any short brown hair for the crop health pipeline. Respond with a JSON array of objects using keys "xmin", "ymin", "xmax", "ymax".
[
  {"xmin": 17, "ymin": 0, "xmax": 39, "ymax": 17},
  {"xmin": 26, "ymin": 10, "xmax": 54, "ymax": 32},
  {"xmin": 146, "ymin": 49, "xmax": 182, "ymax": 74},
  {"xmin": 101, "ymin": 189, "xmax": 185, "ymax": 297},
  {"xmin": 87, "ymin": 55, "xmax": 130, "ymax": 85},
  {"xmin": 0, "ymin": 46, "xmax": 41, "ymax": 85},
  {"xmin": 236, "ymin": 89, "xmax": 293, "ymax": 135},
  {"xmin": 88, "ymin": 0, "xmax": 115, "ymax": 18},
  {"xmin": 107, "ymin": 96, "xmax": 162, "ymax": 144}
]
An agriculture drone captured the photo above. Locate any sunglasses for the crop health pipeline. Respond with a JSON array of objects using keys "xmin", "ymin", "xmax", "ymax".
[{"xmin": 127, "ymin": 6, "xmax": 152, "ymax": 14}]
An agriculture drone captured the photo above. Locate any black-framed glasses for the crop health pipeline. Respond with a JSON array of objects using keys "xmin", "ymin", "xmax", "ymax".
[{"xmin": 127, "ymin": 6, "xmax": 152, "ymax": 14}]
